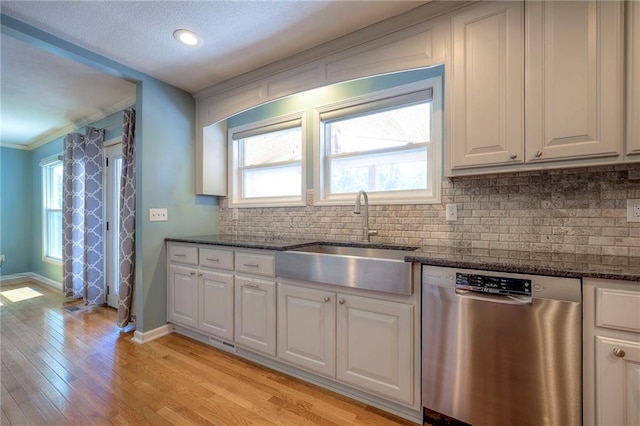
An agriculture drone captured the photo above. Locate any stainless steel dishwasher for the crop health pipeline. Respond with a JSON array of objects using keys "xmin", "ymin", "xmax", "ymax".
[{"xmin": 422, "ymin": 266, "xmax": 582, "ymax": 426}]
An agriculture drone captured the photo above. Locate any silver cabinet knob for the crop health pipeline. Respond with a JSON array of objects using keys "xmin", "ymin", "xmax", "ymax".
[
  {"xmin": 509, "ymin": 153, "xmax": 518, "ymax": 159},
  {"xmin": 324, "ymin": 297, "xmax": 330, "ymax": 302},
  {"xmin": 338, "ymin": 299, "xmax": 345, "ymax": 304},
  {"xmin": 613, "ymin": 348, "xmax": 626, "ymax": 358},
  {"xmin": 198, "ymin": 273, "xmax": 203, "ymax": 277},
  {"xmin": 190, "ymin": 271, "xmax": 196, "ymax": 276},
  {"xmin": 534, "ymin": 150, "xmax": 542, "ymax": 158}
]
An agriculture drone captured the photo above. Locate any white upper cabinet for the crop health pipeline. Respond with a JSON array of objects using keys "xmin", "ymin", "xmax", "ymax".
[
  {"xmin": 449, "ymin": 1, "xmax": 524, "ymax": 169},
  {"xmin": 627, "ymin": 0, "xmax": 640, "ymax": 157},
  {"xmin": 525, "ymin": 0, "xmax": 624, "ymax": 163}
]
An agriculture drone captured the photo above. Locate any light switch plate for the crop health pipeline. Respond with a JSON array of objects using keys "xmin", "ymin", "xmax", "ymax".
[
  {"xmin": 445, "ymin": 204, "xmax": 458, "ymax": 222},
  {"xmin": 628, "ymin": 199, "xmax": 640, "ymax": 223},
  {"xmin": 149, "ymin": 208, "xmax": 168, "ymax": 222}
]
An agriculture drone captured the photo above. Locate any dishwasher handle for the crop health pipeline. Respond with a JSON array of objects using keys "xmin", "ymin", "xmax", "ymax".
[{"xmin": 455, "ymin": 288, "xmax": 532, "ymax": 305}]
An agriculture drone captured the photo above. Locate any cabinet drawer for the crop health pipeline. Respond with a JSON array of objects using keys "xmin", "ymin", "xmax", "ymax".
[
  {"xmin": 168, "ymin": 244, "xmax": 198, "ymax": 265},
  {"xmin": 235, "ymin": 251, "xmax": 275, "ymax": 277},
  {"xmin": 200, "ymin": 247, "xmax": 233, "ymax": 270},
  {"xmin": 596, "ymin": 288, "xmax": 640, "ymax": 333}
]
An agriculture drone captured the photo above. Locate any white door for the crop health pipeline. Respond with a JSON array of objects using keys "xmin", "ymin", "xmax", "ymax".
[
  {"xmin": 595, "ymin": 336, "xmax": 640, "ymax": 425},
  {"xmin": 336, "ymin": 293, "xmax": 414, "ymax": 404},
  {"xmin": 525, "ymin": 0, "xmax": 623, "ymax": 162},
  {"xmin": 168, "ymin": 264, "xmax": 198, "ymax": 328},
  {"xmin": 199, "ymin": 269, "xmax": 234, "ymax": 341},
  {"xmin": 277, "ymin": 283, "xmax": 335, "ymax": 377},
  {"xmin": 449, "ymin": 1, "xmax": 524, "ymax": 169},
  {"xmin": 104, "ymin": 143, "xmax": 123, "ymax": 308},
  {"xmin": 234, "ymin": 275, "xmax": 276, "ymax": 356}
]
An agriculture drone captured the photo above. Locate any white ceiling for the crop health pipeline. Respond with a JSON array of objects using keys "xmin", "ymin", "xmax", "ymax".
[{"xmin": 1, "ymin": 1, "xmax": 429, "ymax": 148}]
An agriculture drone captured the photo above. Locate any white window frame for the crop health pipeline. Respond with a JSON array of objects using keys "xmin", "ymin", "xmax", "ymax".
[
  {"xmin": 228, "ymin": 111, "xmax": 306, "ymax": 208},
  {"xmin": 40, "ymin": 154, "xmax": 63, "ymax": 264},
  {"xmin": 313, "ymin": 77, "xmax": 442, "ymax": 206}
]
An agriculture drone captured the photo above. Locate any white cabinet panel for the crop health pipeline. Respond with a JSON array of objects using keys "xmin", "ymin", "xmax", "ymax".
[
  {"xmin": 450, "ymin": 1, "xmax": 524, "ymax": 169},
  {"xmin": 336, "ymin": 294, "xmax": 413, "ymax": 404},
  {"xmin": 235, "ymin": 275, "xmax": 276, "ymax": 356},
  {"xmin": 168, "ymin": 264, "xmax": 198, "ymax": 328},
  {"xmin": 277, "ymin": 284, "xmax": 335, "ymax": 377},
  {"xmin": 595, "ymin": 336, "xmax": 640, "ymax": 426},
  {"xmin": 199, "ymin": 270, "xmax": 234, "ymax": 341},
  {"xmin": 526, "ymin": 0, "xmax": 623, "ymax": 162},
  {"xmin": 628, "ymin": 0, "xmax": 640, "ymax": 156}
]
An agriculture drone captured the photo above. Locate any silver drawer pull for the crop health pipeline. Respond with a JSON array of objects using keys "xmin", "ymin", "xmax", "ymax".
[
  {"xmin": 244, "ymin": 283, "xmax": 259, "ymax": 288},
  {"xmin": 190, "ymin": 271, "xmax": 196, "ymax": 276},
  {"xmin": 206, "ymin": 258, "xmax": 220, "ymax": 262},
  {"xmin": 243, "ymin": 263, "xmax": 260, "ymax": 268},
  {"xmin": 173, "ymin": 253, "xmax": 186, "ymax": 257},
  {"xmin": 324, "ymin": 297, "xmax": 330, "ymax": 302}
]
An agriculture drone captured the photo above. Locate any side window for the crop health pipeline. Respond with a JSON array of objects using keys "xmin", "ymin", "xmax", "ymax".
[
  {"xmin": 228, "ymin": 113, "xmax": 305, "ymax": 207},
  {"xmin": 41, "ymin": 156, "xmax": 63, "ymax": 262},
  {"xmin": 314, "ymin": 78, "xmax": 442, "ymax": 205}
]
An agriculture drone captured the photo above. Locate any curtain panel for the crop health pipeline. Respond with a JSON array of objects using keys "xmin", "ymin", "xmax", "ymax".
[
  {"xmin": 117, "ymin": 109, "xmax": 136, "ymax": 327},
  {"xmin": 63, "ymin": 127, "xmax": 106, "ymax": 304}
]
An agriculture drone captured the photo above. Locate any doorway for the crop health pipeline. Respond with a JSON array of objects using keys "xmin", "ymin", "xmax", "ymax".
[{"xmin": 104, "ymin": 142, "xmax": 123, "ymax": 308}]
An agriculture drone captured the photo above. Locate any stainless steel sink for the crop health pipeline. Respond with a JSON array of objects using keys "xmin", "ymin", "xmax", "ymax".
[{"xmin": 275, "ymin": 244, "xmax": 416, "ymax": 295}]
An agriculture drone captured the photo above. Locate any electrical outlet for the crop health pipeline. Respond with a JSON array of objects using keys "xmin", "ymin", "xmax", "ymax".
[
  {"xmin": 232, "ymin": 208, "xmax": 239, "ymax": 221},
  {"xmin": 0, "ymin": 254, "xmax": 5, "ymax": 263},
  {"xmin": 149, "ymin": 208, "xmax": 168, "ymax": 222},
  {"xmin": 445, "ymin": 204, "xmax": 458, "ymax": 222},
  {"xmin": 628, "ymin": 199, "xmax": 640, "ymax": 223}
]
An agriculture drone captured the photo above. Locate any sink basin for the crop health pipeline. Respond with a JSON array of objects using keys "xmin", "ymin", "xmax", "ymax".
[{"xmin": 275, "ymin": 244, "xmax": 416, "ymax": 296}]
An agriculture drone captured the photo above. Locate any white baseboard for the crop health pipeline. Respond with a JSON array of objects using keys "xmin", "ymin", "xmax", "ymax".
[
  {"xmin": 132, "ymin": 324, "xmax": 174, "ymax": 344},
  {"xmin": 0, "ymin": 272, "xmax": 62, "ymax": 290}
]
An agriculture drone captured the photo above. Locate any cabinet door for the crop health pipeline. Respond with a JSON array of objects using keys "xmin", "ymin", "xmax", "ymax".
[
  {"xmin": 277, "ymin": 284, "xmax": 335, "ymax": 377},
  {"xmin": 526, "ymin": 0, "xmax": 623, "ymax": 162},
  {"xmin": 198, "ymin": 269, "xmax": 234, "ymax": 341},
  {"xmin": 627, "ymin": 0, "xmax": 640, "ymax": 157},
  {"xmin": 595, "ymin": 336, "xmax": 640, "ymax": 425},
  {"xmin": 336, "ymin": 294, "xmax": 414, "ymax": 405},
  {"xmin": 234, "ymin": 276, "xmax": 276, "ymax": 356},
  {"xmin": 450, "ymin": 1, "xmax": 524, "ymax": 169},
  {"xmin": 168, "ymin": 264, "xmax": 198, "ymax": 328}
]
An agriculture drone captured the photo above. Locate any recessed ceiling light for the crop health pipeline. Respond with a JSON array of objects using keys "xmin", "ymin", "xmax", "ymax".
[{"xmin": 173, "ymin": 29, "xmax": 199, "ymax": 46}]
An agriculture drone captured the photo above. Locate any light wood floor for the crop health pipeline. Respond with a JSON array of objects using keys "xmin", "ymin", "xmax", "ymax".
[{"xmin": 0, "ymin": 280, "xmax": 422, "ymax": 425}]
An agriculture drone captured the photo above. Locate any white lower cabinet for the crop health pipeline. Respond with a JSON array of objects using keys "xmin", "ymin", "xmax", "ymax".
[
  {"xmin": 235, "ymin": 275, "xmax": 276, "ymax": 356},
  {"xmin": 277, "ymin": 284, "xmax": 335, "ymax": 377},
  {"xmin": 168, "ymin": 264, "xmax": 198, "ymax": 328},
  {"xmin": 276, "ymin": 282, "xmax": 415, "ymax": 405},
  {"xmin": 199, "ymin": 269, "xmax": 234, "ymax": 341},
  {"xmin": 594, "ymin": 336, "xmax": 640, "ymax": 425},
  {"xmin": 336, "ymin": 294, "xmax": 414, "ymax": 405},
  {"xmin": 584, "ymin": 278, "xmax": 640, "ymax": 426}
]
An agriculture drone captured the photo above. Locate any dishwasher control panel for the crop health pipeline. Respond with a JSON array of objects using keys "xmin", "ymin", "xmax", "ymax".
[{"xmin": 456, "ymin": 273, "xmax": 532, "ymax": 297}]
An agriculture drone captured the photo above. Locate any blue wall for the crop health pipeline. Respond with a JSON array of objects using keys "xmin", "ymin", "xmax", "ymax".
[
  {"xmin": 0, "ymin": 147, "xmax": 32, "ymax": 275},
  {"xmin": 3, "ymin": 14, "xmax": 219, "ymax": 332}
]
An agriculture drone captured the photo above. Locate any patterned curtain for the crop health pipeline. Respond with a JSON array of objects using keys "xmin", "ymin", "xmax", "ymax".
[
  {"xmin": 117, "ymin": 109, "xmax": 136, "ymax": 327},
  {"xmin": 63, "ymin": 127, "xmax": 106, "ymax": 304}
]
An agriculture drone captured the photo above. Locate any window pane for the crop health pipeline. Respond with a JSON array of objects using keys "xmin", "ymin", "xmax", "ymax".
[
  {"xmin": 243, "ymin": 164, "xmax": 301, "ymax": 198},
  {"xmin": 329, "ymin": 148, "xmax": 428, "ymax": 194},
  {"xmin": 242, "ymin": 127, "xmax": 302, "ymax": 166},
  {"xmin": 328, "ymin": 102, "xmax": 431, "ymax": 155},
  {"xmin": 47, "ymin": 210, "xmax": 62, "ymax": 260},
  {"xmin": 50, "ymin": 163, "xmax": 63, "ymax": 209}
]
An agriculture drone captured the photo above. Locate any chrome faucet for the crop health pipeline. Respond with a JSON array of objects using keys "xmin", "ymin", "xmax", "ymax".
[{"xmin": 353, "ymin": 190, "xmax": 378, "ymax": 242}]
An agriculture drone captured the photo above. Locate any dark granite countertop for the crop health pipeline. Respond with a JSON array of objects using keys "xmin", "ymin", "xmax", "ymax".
[
  {"xmin": 407, "ymin": 246, "xmax": 640, "ymax": 282},
  {"xmin": 166, "ymin": 235, "xmax": 639, "ymax": 282},
  {"xmin": 165, "ymin": 235, "xmax": 419, "ymax": 252}
]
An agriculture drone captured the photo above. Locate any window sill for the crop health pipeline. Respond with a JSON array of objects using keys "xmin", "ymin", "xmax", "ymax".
[{"xmin": 42, "ymin": 257, "xmax": 63, "ymax": 266}]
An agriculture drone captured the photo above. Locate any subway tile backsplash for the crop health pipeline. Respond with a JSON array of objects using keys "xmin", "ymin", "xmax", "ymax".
[{"xmin": 219, "ymin": 163, "xmax": 640, "ymax": 256}]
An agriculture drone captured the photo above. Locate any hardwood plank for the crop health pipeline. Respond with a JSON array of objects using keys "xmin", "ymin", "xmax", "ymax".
[{"xmin": 0, "ymin": 281, "xmax": 422, "ymax": 426}]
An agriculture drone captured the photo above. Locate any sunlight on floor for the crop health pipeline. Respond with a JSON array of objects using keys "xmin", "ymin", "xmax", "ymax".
[{"xmin": 0, "ymin": 287, "xmax": 43, "ymax": 302}]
